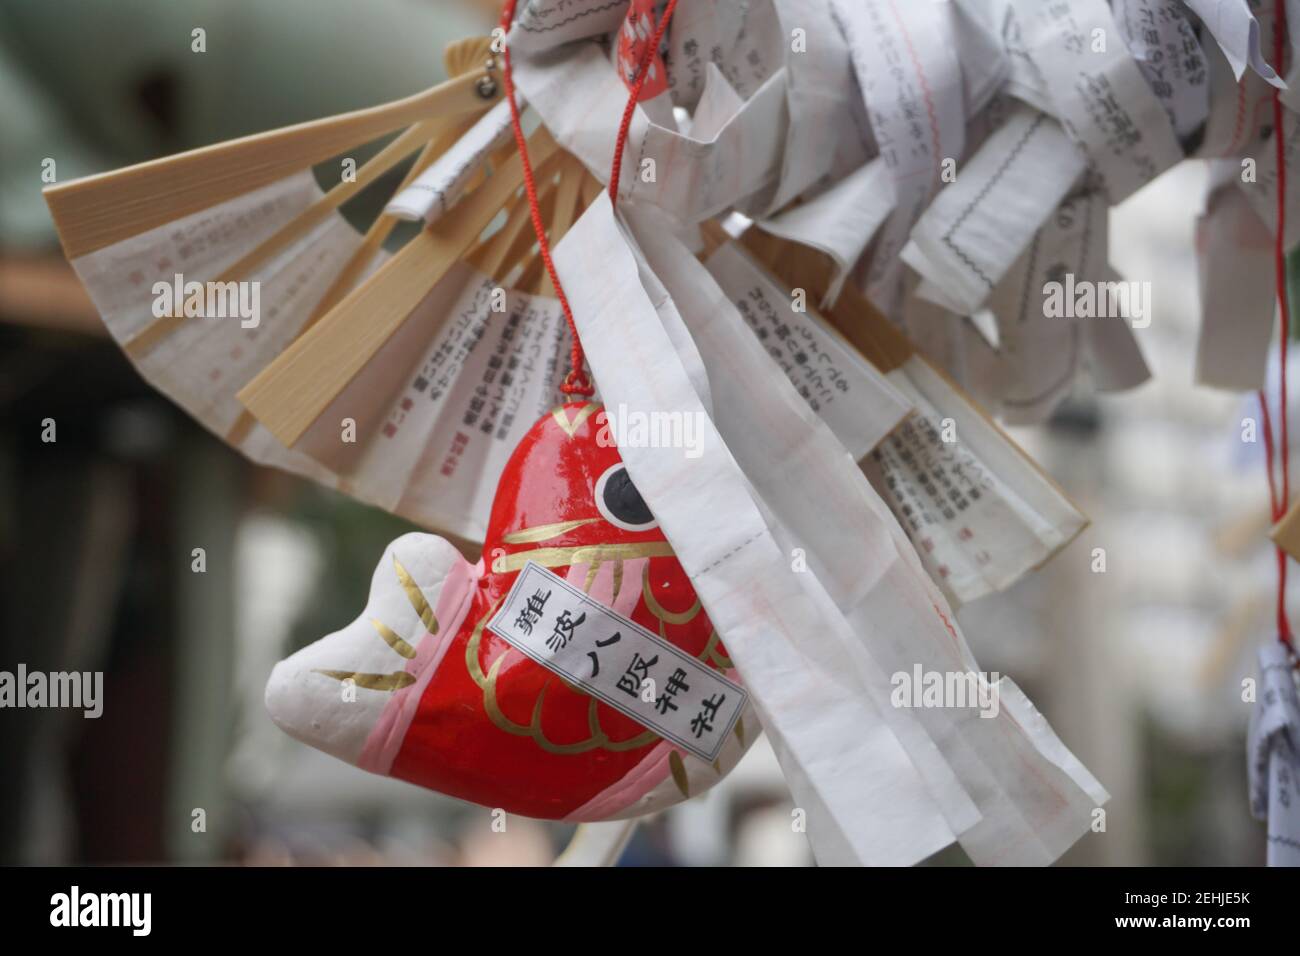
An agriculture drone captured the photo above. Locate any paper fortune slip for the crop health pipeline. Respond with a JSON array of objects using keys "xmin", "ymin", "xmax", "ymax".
[{"xmin": 488, "ymin": 562, "xmax": 748, "ymax": 763}]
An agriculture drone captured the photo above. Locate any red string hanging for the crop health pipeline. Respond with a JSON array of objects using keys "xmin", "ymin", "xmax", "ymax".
[
  {"xmin": 496, "ymin": 0, "xmax": 679, "ymax": 397},
  {"xmin": 608, "ymin": 0, "xmax": 679, "ymax": 204},
  {"xmin": 1262, "ymin": 0, "xmax": 1295, "ymax": 650}
]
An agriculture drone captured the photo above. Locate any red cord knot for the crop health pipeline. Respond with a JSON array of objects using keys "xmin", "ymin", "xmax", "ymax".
[{"xmin": 559, "ymin": 369, "xmax": 596, "ymax": 397}]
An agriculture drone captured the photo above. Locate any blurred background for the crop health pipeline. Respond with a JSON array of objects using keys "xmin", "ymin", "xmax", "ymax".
[{"xmin": 0, "ymin": 0, "xmax": 1280, "ymax": 866}]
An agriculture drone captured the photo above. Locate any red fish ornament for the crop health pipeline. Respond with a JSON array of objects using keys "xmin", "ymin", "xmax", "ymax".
[{"xmin": 266, "ymin": 402, "xmax": 755, "ymax": 820}]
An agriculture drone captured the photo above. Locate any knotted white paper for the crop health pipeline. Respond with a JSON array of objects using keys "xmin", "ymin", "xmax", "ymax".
[
  {"xmin": 1184, "ymin": 0, "xmax": 1287, "ymax": 87},
  {"xmin": 902, "ymin": 104, "xmax": 1086, "ymax": 317},
  {"xmin": 557, "ymin": 193, "xmax": 1108, "ymax": 865},
  {"xmin": 1247, "ymin": 642, "xmax": 1300, "ymax": 866}
]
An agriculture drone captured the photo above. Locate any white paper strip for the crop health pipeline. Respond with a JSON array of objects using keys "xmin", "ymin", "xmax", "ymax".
[
  {"xmin": 1020, "ymin": 0, "xmax": 1184, "ymax": 203},
  {"xmin": 751, "ymin": 0, "xmax": 866, "ymax": 217},
  {"xmin": 952, "ymin": 0, "xmax": 1012, "ymax": 118},
  {"xmin": 615, "ymin": 213, "xmax": 1107, "ymax": 865},
  {"xmin": 385, "ymin": 97, "xmax": 515, "ymax": 224},
  {"xmin": 902, "ymin": 104, "xmax": 1086, "ymax": 317},
  {"xmin": 1247, "ymin": 642, "xmax": 1300, "ymax": 866},
  {"xmin": 514, "ymin": 40, "xmax": 787, "ymax": 224},
  {"xmin": 987, "ymin": 190, "xmax": 1110, "ymax": 425},
  {"xmin": 756, "ymin": 158, "xmax": 894, "ymax": 307},
  {"xmin": 863, "ymin": 360, "xmax": 1089, "ymax": 605},
  {"xmin": 666, "ymin": 0, "xmax": 782, "ymax": 105},
  {"xmin": 705, "ymin": 241, "xmax": 912, "ymax": 459},
  {"xmin": 1196, "ymin": 176, "xmax": 1276, "ymax": 390},
  {"xmin": 706, "ymin": 242, "xmax": 1090, "ymax": 607},
  {"xmin": 509, "ymin": 0, "xmax": 631, "ymax": 53},
  {"xmin": 1114, "ymin": 0, "xmax": 1211, "ymax": 139},
  {"xmin": 488, "ymin": 561, "xmax": 749, "ymax": 762},
  {"xmin": 1237, "ymin": 108, "xmax": 1300, "ymax": 249},
  {"xmin": 1082, "ymin": 270, "xmax": 1153, "ymax": 394},
  {"xmin": 831, "ymin": 0, "xmax": 965, "ymax": 314},
  {"xmin": 1183, "ymin": 0, "xmax": 1287, "ymax": 87},
  {"xmin": 556, "ymin": 193, "xmax": 966, "ymax": 866},
  {"xmin": 572, "ymin": 196, "xmax": 1107, "ymax": 868},
  {"xmin": 1195, "ymin": 18, "xmax": 1278, "ymax": 157}
]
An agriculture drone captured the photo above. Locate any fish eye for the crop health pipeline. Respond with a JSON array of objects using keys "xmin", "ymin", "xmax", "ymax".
[{"xmin": 594, "ymin": 463, "xmax": 658, "ymax": 532}]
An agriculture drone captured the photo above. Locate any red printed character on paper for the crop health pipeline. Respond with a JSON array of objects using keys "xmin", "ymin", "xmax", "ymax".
[{"xmin": 617, "ymin": 0, "xmax": 669, "ymax": 100}]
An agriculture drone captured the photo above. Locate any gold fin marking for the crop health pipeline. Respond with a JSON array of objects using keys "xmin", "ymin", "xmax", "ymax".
[
  {"xmin": 501, "ymin": 517, "xmax": 599, "ymax": 544},
  {"xmin": 371, "ymin": 618, "xmax": 417, "ymax": 659},
  {"xmin": 313, "ymin": 669, "xmax": 416, "ymax": 691},
  {"xmin": 492, "ymin": 541, "xmax": 674, "ymax": 574},
  {"xmin": 585, "ymin": 698, "xmax": 658, "ymax": 752},
  {"xmin": 701, "ymin": 631, "xmax": 733, "ymax": 670},
  {"xmin": 551, "ymin": 403, "xmax": 601, "ymax": 438},
  {"xmin": 669, "ymin": 751, "xmax": 690, "ymax": 798},
  {"xmin": 466, "ymin": 599, "xmax": 656, "ymax": 754},
  {"xmin": 393, "ymin": 554, "xmax": 438, "ymax": 633},
  {"xmin": 583, "ymin": 558, "xmax": 602, "ymax": 593}
]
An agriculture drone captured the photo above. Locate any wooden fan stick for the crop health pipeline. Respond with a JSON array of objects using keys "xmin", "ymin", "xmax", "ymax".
[
  {"xmin": 528, "ymin": 158, "xmax": 586, "ymax": 295},
  {"xmin": 238, "ymin": 126, "xmax": 560, "ymax": 446},
  {"xmin": 225, "ymin": 41, "xmax": 497, "ymax": 447},
  {"xmin": 303, "ymin": 39, "xmax": 499, "ymax": 327},
  {"xmin": 122, "ymin": 117, "xmax": 447, "ymax": 359},
  {"xmin": 468, "ymin": 152, "xmax": 564, "ymax": 280},
  {"xmin": 304, "ymin": 115, "xmax": 490, "ymax": 321},
  {"xmin": 578, "ymin": 173, "xmax": 605, "ymax": 209},
  {"xmin": 45, "ymin": 68, "xmax": 501, "ymax": 259},
  {"xmin": 223, "ymin": 125, "xmax": 460, "ymax": 448},
  {"xmin": 512, "ymin": 157, "xmax": 594, "ymax": 293}
]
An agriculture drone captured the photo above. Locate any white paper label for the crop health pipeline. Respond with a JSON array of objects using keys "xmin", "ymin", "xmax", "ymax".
[
  {"xmin": 487, "ymin": 562, "xmax": 748, "ymax": 762},
  {"xmin": 1248, "ymin": 641, "xmax": 1300, "ymax": 866},
  {"xmin": 1021, "ymin": 0, "xmax": 1185, "ymax": 202},
  {"xmin": 705, "ymin": 242, "xmax": 910, "ymax": 460},
  {"xmin": 831, "ymin": 0, "xmax": 965, "ymax": 313},
  {"xmin": 385, "ymin": 98, "xmax": 515, "ymax": 223},
  {"xmin": 1183, "ymin": 0, "xmax": 1286, "ymax": 86},
  {"xmin": 287, "ymin": 262, "xmax": 575, "ymax": 541},
  {"xmin": 1114, "ymin": 0, "xmax": 1210, "ymax": 139}
]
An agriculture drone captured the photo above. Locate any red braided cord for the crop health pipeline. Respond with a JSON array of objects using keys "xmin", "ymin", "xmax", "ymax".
[
  {"xmin": 497, "ymin": 1, "xmax": 592, "ymax": 395},
  {"xmin": 1266, "ymin": 0, "xmax": 1294, "ymax": 648},
  {"xmin": 608, "ymin": 0, "xmax": 680, "ymax": 203},
  {"xmin": 498, "ymin": 0, "xmax": 679, "ymax": 396}
]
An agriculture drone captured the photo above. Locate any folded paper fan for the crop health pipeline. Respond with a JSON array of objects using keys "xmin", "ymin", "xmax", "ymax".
[{"xmin": 41, "ymin": 37, "xmax": 594, "ymax": 543}]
